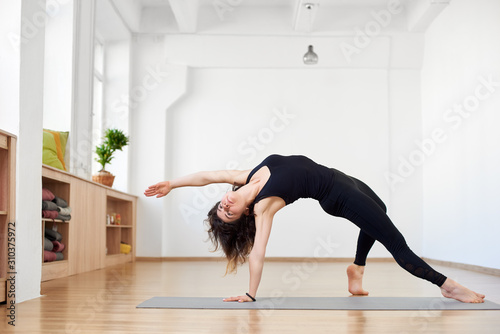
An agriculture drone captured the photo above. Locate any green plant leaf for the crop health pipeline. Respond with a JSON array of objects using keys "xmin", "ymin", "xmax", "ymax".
[
  {"xmin": 104, "ymin": 128, "xmax": 129, "ymax": 151},
  {"xmin": 94, "ymin": 128, "xmax": 129, "ymax": 171}
]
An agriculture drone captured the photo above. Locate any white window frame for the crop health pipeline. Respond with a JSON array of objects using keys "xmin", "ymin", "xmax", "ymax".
[{"xmin": 91, "ymin": 33, "xmax": 105, "ymax": 175}]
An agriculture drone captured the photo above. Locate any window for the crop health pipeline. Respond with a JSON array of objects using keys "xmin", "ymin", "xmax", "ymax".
[{"xmin": 92, "ymin": 35, "xmax": 105, "ymax": 175}]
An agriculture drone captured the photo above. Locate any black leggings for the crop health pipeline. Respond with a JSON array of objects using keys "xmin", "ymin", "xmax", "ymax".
[{"xmin": 320, "ymin": 169, "xmax": 447, "ymax": 287}]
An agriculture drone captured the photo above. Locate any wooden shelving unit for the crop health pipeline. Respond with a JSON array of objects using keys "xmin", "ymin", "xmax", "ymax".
[
  {"xmin": 0, "ymin": 130, "xmax": 138, "ymax": 286},
  {"xmin": 105, "ymin": 191, "xmax": 136, "ymax": 267},
  {"xmin": 41, "ymin": 165, "xmax": 137, "ymax": 282},
  {"xmin": 0, "ymin": 130, "xmax": 16, "ymax": 303}
]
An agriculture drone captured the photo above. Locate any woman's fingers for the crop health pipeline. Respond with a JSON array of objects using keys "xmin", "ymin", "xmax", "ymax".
[
  {"xmin": 223, "ymin": 295, "xmax": 252, "ymax": 303},
  {"xmin": 144, "ymin": 187, "xmax": 157, "ymax": 196},
  {"xmin": 144, "ymin": 184, "xmax": 161, "ymax": 197},
  {"xmin": 145, "ymin": 181, "xmax": 171, "ymax": 198},
  {"xmin": 223, "ymin": 296, "xmax": 238, "ymax": 302}
]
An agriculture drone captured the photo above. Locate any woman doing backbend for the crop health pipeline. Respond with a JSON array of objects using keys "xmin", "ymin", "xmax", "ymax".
[{"xmin": 145, "ymin": 154, "xmax": 485, "ymax": 303}]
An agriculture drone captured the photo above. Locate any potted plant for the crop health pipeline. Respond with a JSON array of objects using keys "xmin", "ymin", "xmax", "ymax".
[{"xmin": 92, "ymin": 128, "xmax": 129, "ymax": 187}]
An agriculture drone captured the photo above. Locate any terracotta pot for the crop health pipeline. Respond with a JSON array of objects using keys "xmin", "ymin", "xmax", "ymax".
[{"xmin": 92, "ymin": 170, "xmax": 115, "ymax": 187}]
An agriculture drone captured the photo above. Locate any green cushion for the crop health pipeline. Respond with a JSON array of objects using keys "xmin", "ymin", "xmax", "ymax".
[
  {"xmin": 43, "ymin": 131, "xmax": 65, "ymax": 170},
  {"xmin": 57, "ymin": 131, "xmax": 69, "ymax": 158}
]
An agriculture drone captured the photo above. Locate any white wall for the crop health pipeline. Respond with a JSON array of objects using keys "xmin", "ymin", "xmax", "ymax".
[
  {"xmin": 129, "ymin": 35, "xmax": 189, "ymax": 257},
  {"xmin": 0, "ymin": 1, "xmax": 21, "ymax": 135},
  {"xmin": 387, "ymin": 69, "xmax": 424, "ymax": 260},
  {"xmin": 131, "ymin": 34, "xmax": 425, "ymax": 260},
  {"xmin": 421, "ymin": 0, "xmax": 500, "ymax": 269},
  {"xmin": 166, "ymin": 68, "xmax": 390, "ymax": 258}
]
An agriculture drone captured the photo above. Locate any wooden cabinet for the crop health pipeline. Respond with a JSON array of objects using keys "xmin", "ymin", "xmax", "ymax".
[
  {"xmin": 68, "ymin": 177, "xmax": 105, "ymax": 276},
  {"xmin": 105, "ymin": 191, "xmax": 136, "ymax": 267},
  {"xmin": 41, "ymin": 165, "xmax": 136, "ymax": 282},
  {"xmin": 0, "ymin": 130, "xmax": 16, "ymax": 303}
]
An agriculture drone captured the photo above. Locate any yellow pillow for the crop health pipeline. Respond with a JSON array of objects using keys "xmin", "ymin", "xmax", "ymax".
[
  {"xmin": 57, "ymin": 130, "xmax": 69, "ymax": 169},
  {"xmin": 43, "ymin": 131, "xmax": 65, "ymax": 170},
  {"xmin": 44, "ymin": 129, "xmax": 68, "ymax": 170},
  {"xmin": 46, "ymin": 129, "xmax": 68, "ymax": 156}
]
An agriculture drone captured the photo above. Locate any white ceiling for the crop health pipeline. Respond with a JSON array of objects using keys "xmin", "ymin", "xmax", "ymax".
[
  {"xmin": 97, "ymin": 0, "xmax": 450, "ymax": 40},
  {"xmin": 138, "ymin": 0, "xmax": 398, "ymax": 8}
]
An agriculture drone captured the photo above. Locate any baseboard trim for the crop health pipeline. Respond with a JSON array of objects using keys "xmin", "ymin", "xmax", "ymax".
[
  {"xmin": 422, "ymin": 257, "xmax": 500, "ymax": 277},
  {"xmin": 137, "ymin": 257, "xmax": 223, "ymax": 262},
  {"xmin": 136, "ymin": 256, "xmax": 500, "ymax": 276},
  {"xmin": 136, "ymin": 257, "xmax": 394, "ymax": 263}
]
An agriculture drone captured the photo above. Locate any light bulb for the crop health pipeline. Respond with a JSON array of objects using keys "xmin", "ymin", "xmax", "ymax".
[{"xmin": 303, "ymin": 45, "xmax": 318, "ymax": 65}]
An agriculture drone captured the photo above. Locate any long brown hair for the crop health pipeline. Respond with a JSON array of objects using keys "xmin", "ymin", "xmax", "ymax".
[{"xmin": 205, "ymin": 194, "xmax": 256, "ymax": 274}]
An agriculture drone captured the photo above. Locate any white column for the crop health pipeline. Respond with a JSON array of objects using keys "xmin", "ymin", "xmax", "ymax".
[{"xmin": 16, "ymin": 0, "xmax": 47, "ymax": 303}]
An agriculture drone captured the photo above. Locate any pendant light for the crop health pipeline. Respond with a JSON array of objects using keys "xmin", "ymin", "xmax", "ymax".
[
  {"xmin": 303, "ymin": 3, "xmax": 318, "ymax": 65},
  {"xmin": 303, "ymin": 45, "xmax": 318, "ymax": 65}
]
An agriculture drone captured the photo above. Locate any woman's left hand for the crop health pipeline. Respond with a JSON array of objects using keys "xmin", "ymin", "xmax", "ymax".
[
  {"xmin": 144, "ymin": 181, "xmax": 172, "ymax": 198},
  {"xmin": 223, "ymin": 295, "xmax": 254, "ymax": 303}
]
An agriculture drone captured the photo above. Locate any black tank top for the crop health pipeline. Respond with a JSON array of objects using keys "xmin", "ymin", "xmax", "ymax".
[{"xmin": 246, "ymin": 154, "xmax": 335, "ymax": 205}]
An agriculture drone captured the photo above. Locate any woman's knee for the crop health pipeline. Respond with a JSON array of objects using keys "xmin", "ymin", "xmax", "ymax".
[{"xmin": 380, "ymin": 229, "xmax": 408, "ymax": 253}]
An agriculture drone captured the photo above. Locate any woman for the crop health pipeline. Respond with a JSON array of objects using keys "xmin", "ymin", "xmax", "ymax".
[{"xmin": 145, "ymin": 154, "xmax": 485, "ymax": 304}]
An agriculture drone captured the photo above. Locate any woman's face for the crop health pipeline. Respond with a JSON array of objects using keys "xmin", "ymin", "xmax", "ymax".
[{"xmin": 216, "ymin": 190, "xmax": 248, "ymax": 223}]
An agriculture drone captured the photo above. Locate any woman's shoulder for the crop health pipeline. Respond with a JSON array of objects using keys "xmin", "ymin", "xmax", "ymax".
[{"xmin": 253, "ymin": 197, "xmax": 286, "ymax": 217}]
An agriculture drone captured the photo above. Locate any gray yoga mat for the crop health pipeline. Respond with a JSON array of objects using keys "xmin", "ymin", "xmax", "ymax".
[{"xmin": 137, "ymin": 296, "xmax": 500, "ymax": 310}]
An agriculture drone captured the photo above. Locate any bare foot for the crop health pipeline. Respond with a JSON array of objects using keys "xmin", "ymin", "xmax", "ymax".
[
  {"xmin": 440, "ymin": 278, "xmax": 485, "ymax": 303},
  {"xmin": 347, "ymin": 264, "xmax": 369, "ymax": 296}
]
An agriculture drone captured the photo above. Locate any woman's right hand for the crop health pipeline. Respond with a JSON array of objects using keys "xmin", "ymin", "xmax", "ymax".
[{"xmin": 144, "ymin": 181, "xmax": 172, "ymax": 198}]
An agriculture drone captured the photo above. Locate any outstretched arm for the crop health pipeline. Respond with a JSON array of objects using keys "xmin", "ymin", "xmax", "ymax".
[
  {"xmin": 247, "ymin": 218, "xmax": 272, "ymax": 299},
  {"xmin": 223, "ymin": 199, "xmax": 283, "ymax": 302},
  {"xmin": 144, "ymin": 170, "xmax": 250, "ymax": 198}
]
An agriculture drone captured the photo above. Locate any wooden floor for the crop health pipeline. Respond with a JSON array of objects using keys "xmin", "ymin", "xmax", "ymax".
[{"xmin": 1, "ymin": 260, "xmax": 500, "ymax": 333}]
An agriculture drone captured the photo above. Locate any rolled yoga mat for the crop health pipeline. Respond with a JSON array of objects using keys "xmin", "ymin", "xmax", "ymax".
[{"xmin": 137, "ymin": 296, "xmax": 500, "ymax": 310}]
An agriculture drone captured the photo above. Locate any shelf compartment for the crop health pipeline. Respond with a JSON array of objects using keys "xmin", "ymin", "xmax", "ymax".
[
  {"xmin": 42, "ymin": 176, "xmax": 70, "ymax": 206},
  {"xmin": 121, "ymin": 227, "xmax": 133, "ymax": 246},
  {"xmin": 42, "ymin": 171, "xmax": 71, "ymax": 278},
  {"xmin": 106, "ymin": 192, "xmax": 134, "ymax": 260},
  {"xmin": 106, "ymin": 226, "xmax": 121, "ymax": 255},
  {"xmin": 42, "ymin": 218, "xmax": 70, "ymax": 282},
  {"xmin": 43, "ymin": 220, "xmax": 69, "ymax": 264},
  {"xmin": 106, "ymin": 196, "xmax": 132, "ymax": 226}
]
